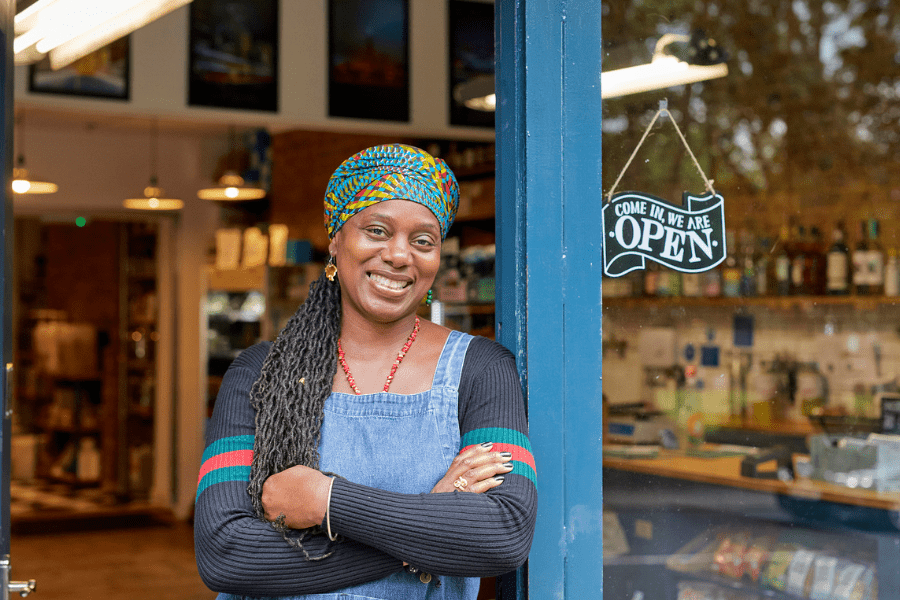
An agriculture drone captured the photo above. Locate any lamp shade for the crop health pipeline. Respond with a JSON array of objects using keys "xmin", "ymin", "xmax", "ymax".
[
  {"xmin": 12, "ymin": 167, "xmax": 58, "ymax": 194},
  {"xmin": 123, "ymin": 184, "xmax": 184, "ymax": 211},
  {"xmin": 197, "ymin": 171, "xmax": 266, "ymax": 201}
]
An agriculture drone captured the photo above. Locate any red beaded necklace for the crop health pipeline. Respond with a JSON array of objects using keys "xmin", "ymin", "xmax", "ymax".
[{"xmin": 337, "ymin": 316, "xmax": 420, "ymax": 394}]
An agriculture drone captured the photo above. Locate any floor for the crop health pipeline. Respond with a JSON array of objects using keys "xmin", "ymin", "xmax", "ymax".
[
  {"xmin": 10, "ymin": 521, "xmax": 215, "ymax": 600},
  {"xmin": 8, "ymin": 482, "xmax": 495, "ymax": 600}
]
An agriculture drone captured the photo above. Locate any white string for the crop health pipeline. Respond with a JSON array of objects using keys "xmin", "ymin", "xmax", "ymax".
[{"xmin": 605, "ymin": 102, "xmax": 715, "ymax": 201}]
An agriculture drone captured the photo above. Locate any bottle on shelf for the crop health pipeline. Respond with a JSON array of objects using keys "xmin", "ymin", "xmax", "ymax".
[
  {"xmin": 826, "ymin": 221, "xmax": 851, "ymax": 295},
  {"xmin": 790, "ymin": 225, "xmax": 808, "ymax": 295},
  {"xmin": 865, "ymin": 218, "xmax": 885, "ymax": 296},
  {"xmin": 771, "ymin": 225, "xmax": 792, "ymax": 296},
  {"xmin": 738, "ymin": 229, "xmax": 757, "ymax": 297},
  {"xmin": 805, "ymin": 226, "xmax": 826, "ymax": 295},
  {"xmin": 642, "ymin": 260, "xmax": 661, "ymax": 297},
  {"xmin": 754, "ymin": 236, "xmax": 771, "ymax": 296},
  {"xmin": 852, "ymin": 220, "xmax": 870, "ymax": 295},
  {"xmin": 885, "ymin": 247, "xmax": 900, "ymax": 297},
  {"xmin": 721, "ymin": 230, "xmax": 741, "ymax": 298}
]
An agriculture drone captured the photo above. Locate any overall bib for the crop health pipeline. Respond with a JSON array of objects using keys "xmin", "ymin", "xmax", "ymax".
[{"xmin": 222, "ymin": 329, "xmax": 480, "ymax": 600}]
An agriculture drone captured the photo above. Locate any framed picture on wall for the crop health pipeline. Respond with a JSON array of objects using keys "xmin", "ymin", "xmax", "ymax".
[
  {"xmin": 328, "ymin": 0, "xmax": 409, "ymax": 121},
  {"xmin": 449, "ymin": 0, "xmax": 494, "ymax": 128},
  {"xmin": 29, "ymin": 36, "xmax": 130, "ymax": 100},
  {"xmin": 188, "ymin": 0, "xmax": 279, "ymax": 112}
]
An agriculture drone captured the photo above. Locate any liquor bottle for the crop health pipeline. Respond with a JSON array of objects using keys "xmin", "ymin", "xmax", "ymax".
[
  {"xmin": 772, "ymin": 225, "xmax": 792, "ymax": 296},
  {"xmin": 754, "ymin": 237, "xmax": 771, "ymax": 296},
  {"xmin": 826, "ymin": 222, "xmax": 851, "ymax": 295},
  {"xmin": 852, "ymin": 220, "xmax": 870, "ymax": 295},
  {"xmin": 790, "ymin": 225, "xmax": 808, "ymax": 295},
  {"xmin": 682, "ymin": 271, "xmax": 702, "ymax": 297},
  {"xmin": 885, "ymin": 248, "xmax": 900, "ymax": 297},
  {"xmin": 866, "ymin": 218, "xmax": 885, "ymax": 296},
  {"xmin": 738, "ymin": 229, "xmax": 757, "ymax": 297},
  {"xmin": 643, "ymin": 260, "xmax": 660, "ymax": 297},
  {"xmin": 806, "ymin": 226, "xmax": 826, "ymax": 295},
  {"xmin": 721, "ymin": 230, "xmax": 741, "ymax": 298}
]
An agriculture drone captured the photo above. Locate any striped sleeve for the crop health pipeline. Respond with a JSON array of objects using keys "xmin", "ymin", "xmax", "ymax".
[{"xmin": 193, "ymin": 342, "xmax": 402, "ymax": 596}]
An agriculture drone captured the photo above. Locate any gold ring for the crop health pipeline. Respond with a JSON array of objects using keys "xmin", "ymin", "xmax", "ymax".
[{"xmin": 453, "ymin": 476, "xmax": 468, "ymax": 490}]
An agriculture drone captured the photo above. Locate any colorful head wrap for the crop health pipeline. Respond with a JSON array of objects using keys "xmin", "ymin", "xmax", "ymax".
[{"xmin": 324, "ymin": 144, "xmax": 460, "ymax": 239}]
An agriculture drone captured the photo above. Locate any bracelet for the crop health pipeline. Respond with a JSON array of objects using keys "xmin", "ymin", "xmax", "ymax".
[{"xmin": 325, "ymin": 476, "xmax": 338, "ymax": 541}]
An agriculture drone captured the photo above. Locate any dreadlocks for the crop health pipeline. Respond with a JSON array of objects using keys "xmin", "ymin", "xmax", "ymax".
[{"xmin": 247, "ymin": 270, "xmax": 342, "ymax": 556}]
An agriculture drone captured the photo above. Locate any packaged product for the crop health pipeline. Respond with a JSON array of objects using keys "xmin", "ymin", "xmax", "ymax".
[
  {"xmin": 742, "ymin": 536, "xmax": 774, "ymax": 582},
  {"xmin": 784, "ymin": 548, "xmax": 816, "ymax": 596},
  {"xmin": 808, "ymin": 554, "xmax": 837, "ymax": 600},
  {"xmin": 830, "ymin": 561, "xmax": 866, "ymax": 600},
  {"xmin": 713, "ymin": 533, "xmax": 749, "ymax": 579},
  {"xmin": 760, "ymin": 544, "xmax": 796, "ymax": 590}
]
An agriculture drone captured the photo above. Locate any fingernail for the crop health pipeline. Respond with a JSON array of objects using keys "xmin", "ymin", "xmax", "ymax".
[
  {"xmin": 493, "ymin": 475, "xmax": 505, "ymax": 482},
  {"xmin": 502, "ymin": 462, "xmax": 514, "ymax": 469},
  {"xmin": 499, "ymin": 452, "xmax": 512, "ymax": 459},
  {"xmin": 480, "ymin": 442, "xmax": 493, "ymax": 449}
]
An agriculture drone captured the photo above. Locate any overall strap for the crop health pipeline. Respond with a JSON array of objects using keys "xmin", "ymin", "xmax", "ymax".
[{"xmin": 431, "ymin": 329, "xmax": 473, "ymax": 390}]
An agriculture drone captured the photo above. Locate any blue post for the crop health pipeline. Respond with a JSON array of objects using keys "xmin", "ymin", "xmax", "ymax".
[{"xmin": 495, "ymin": 0, "xmax": 604, "ymax": 598}]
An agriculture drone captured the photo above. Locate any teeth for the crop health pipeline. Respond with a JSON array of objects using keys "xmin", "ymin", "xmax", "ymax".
[{"xmin": 369, "ymin": 273, "xmax": 409, "ymax": 290}]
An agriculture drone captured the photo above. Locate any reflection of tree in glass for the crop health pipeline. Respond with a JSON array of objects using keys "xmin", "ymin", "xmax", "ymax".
[{"xmin": 601, "ymin": 1, "xmax": 899, "ymax": 219}]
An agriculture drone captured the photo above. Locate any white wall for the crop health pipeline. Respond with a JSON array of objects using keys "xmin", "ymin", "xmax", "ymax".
[{"xmin": 14, "ymin": 0, "xmax": 495, "ymax": 141}]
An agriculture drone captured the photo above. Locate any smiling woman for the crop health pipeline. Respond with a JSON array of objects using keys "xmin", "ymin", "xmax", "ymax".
[{"xmin": 194, "ymin": 144, "xmax": 537, "ymax": 600}]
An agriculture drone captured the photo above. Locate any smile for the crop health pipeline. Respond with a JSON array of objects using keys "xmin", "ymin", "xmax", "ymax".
[{"xmin": 368, "ymin": 273, "xmax": 411, "ymax": 291}]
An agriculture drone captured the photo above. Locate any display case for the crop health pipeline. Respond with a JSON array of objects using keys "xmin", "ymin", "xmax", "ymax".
[{"xmin": 603, "ymin": 452, "xmax": 898, "ymax": 600}]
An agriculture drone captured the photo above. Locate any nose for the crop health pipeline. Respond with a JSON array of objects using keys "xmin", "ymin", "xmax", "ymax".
[{"xmin": 381, "ymin": 237, "xmax": 412, "ymax": 267}]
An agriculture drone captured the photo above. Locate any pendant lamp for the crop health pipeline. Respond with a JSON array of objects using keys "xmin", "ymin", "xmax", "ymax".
[
  {"xmin": 123, "ymin": 119, "xmax": 184, "ymax": 211},
  {"xmin": 197, "ymin": 127, "xmax": 266, "ymax": 201},
  {"xmin": 12, "ymin": 113, "xmax": 58, "ymax": 195}
]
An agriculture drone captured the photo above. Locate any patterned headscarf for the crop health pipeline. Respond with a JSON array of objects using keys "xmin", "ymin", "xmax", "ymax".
[{"xmin": 324, "ymin": 144, "xmax": 460, "ymax": 239}]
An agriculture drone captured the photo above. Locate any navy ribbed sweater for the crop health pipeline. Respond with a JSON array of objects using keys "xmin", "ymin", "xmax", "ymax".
[{"xmin": 194, "ymin": 336, "xmax": 537, "ymax": 596}]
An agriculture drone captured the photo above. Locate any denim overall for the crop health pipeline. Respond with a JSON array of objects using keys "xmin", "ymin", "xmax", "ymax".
[{"xmin": 222, "ymin": 329, "xmax": 480, "ymax": 600}]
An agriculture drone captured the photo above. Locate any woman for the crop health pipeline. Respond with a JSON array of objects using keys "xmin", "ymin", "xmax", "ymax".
[{"xmin": 194, "ymin": 144, "xmax": 537, "ymax": 599}]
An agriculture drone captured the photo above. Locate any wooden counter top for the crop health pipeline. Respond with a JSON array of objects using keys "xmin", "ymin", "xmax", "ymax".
[{"xmin": 603, "ymin": 449, "xmax": 900, "ymax": 512}]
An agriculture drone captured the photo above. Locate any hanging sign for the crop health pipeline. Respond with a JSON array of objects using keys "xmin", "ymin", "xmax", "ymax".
[
  {"xmin": 602, "ymin": 100, "xmax": 728, "ymax": 278},
  {"xmin": 602, "ymin": 190, "xmax": 726, "ymax": 277}
]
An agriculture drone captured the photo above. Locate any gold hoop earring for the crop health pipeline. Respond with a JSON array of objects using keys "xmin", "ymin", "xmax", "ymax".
[{"xmin": 325, "ymin": 256, "xmax": 337, "ymax": 281}]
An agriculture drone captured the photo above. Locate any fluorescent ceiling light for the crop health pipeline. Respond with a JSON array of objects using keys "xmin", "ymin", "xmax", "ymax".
[
  {"xmin": 601, "ymin": 56, "xmax": 728, "ymax": 99},
  {"xmin": 454, "ymin": 33, "xmax": 728, "ymax": 111},
  {"xmin": 15, "ymin": 0, "xmax": 192, "ymax": 68}
]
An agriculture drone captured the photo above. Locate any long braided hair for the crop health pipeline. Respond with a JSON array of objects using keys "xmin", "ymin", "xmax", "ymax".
[{"xmin": 246, "ymin": 269, "xmax": 342, "ymax": 556}]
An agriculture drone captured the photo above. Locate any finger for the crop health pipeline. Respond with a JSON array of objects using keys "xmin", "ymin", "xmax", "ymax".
[
  {"xmin": 464, "ymin": 462, "xmax": 514, "ymax": 485},
  {"xmin": 466, "ymin": 475, "xmax": 506, "ymax": 494},
  {"xmin": 450, "ymin": 448, "xmax": 511, "ymax": 477}
]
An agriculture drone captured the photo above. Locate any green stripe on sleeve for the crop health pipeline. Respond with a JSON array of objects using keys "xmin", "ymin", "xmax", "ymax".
[
  {"xmin": 461, "ymin": 427, "xmax": 532, "ymax": 452},
  {"xmin": 201, "ymin": 435, "xmax": 255, "ymax": 463},
  {"xmin": 196, "ymin": 465, "xmax": 251, "ymax": 498}
]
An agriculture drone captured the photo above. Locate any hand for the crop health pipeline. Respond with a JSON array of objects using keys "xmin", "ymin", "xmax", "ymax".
[
  {"xmin": 430, "ymin": 442, "xmax": 514, "ymax": 494},
  {"xmin": 261, "ymin": 465, "xmax": 333, "ymax": 530}
]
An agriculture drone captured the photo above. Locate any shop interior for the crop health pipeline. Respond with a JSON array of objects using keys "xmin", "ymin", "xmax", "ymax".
[
  {"xmin": 601, "ymin": 4, "xmax": 900, "ymax": 600},
  {"xmin": 7, "ymin": 1, "xmax": 900, "ymax": 599}
]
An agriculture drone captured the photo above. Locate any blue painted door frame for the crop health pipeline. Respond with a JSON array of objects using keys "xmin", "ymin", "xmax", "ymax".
[{"xmin": 495, "ymin": 1, "xmax": 604, "ymax": 598}]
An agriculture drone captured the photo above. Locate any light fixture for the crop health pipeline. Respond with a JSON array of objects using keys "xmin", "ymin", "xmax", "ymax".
[
  {"xmin": 600, "ymin": 33, "xmax": 728, "ymax": 99},
  {"xmin": 12, "ymin": 113, "xmax": 58, "ymax": 195},
  {"xmin": 197, "ymin": 128, "xmax": 267, "ymax": 202},
  {"xmin": 454, "ymin": 31, "xmax": 728, "ymax": 111},
  {"xmin": 123, "ymin": 119, "xmax": 184, "ymax": 211},
  {"xmin": 15, "ymin": 0, "xmax": 193, "ymax": 69}
]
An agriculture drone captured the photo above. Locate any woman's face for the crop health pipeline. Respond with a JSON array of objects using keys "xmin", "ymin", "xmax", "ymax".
[{"xmin": 329, "ymin": 199, "xmax": 442, "ymax": 325}]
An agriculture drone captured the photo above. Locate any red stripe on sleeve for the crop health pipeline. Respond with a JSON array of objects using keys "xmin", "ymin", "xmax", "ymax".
[
  {"xmin": 197, "ymin": 449, "xmax": 254, "ymax": 483},
  {"xmin": 461, "ymin": 443, "xmax": 536, "ymax": 472}
]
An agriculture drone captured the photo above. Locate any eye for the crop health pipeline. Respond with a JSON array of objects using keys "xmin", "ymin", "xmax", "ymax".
[
  {"xmin": 412, "ymin": 236, "xmax": 437, "ymax": 249},
  {"xmin": 366, "ymin": 226, "xmax": 388, "ymax": 237}
]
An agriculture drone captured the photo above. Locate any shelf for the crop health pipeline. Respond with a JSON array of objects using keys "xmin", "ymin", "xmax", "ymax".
[
  {"xmin": 602, "ymin": 294, "xmax": 900, "ymax": 311},
  {"xmin": 441, "ymin": 302, "xmax": 495, "ymax": 315}
]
